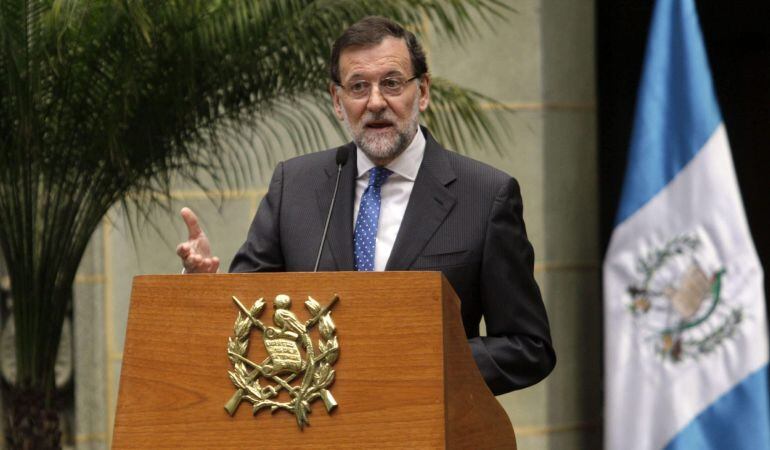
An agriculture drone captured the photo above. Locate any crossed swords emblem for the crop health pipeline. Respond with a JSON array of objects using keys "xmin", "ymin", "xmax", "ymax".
[{"xmin": 225, "ymin": 294, "xmax": 339, "ymax": 428}]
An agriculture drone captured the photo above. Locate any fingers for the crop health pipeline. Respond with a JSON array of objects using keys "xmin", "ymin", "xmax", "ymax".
[
  {"xmin": 178, "ymin": 207, "xmax": 219, "ymax": 273},
  {"xmin": 180, "ymin": 207, "xmax": 202, "ymax": 240},
  {"xmin": 176, "ymin": 242, "xmax": 190, "ymax": 259},
  {"xmin": 195, "ymin": 256, "xmax": 220, "ymax": 273},
  {"xmin": 182, "ymin": 255, "xmax": 220, "ymax": 274},
  {"xmin": 178, "ymin": 244, "xmax": 220, "ymax": 274}
]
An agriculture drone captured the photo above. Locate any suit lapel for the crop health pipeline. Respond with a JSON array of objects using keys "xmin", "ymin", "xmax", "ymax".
[
  {"xmin": 315, "ymin": 143, "xmax": 357, "ymax": 270},
  {"xmin": 386, "ymin": 130, "xmax": 457, "ymax": 270}
]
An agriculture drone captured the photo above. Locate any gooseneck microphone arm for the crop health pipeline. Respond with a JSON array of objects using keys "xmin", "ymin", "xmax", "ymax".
[{"xmin": 313, "ymin": 147, "xmax": 350, "ymax": 272}]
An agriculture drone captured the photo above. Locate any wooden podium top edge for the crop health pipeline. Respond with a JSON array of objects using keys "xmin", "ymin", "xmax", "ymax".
[{"xmin": 132, "ymin": 271, "xmax": 447, "ymax": 281}]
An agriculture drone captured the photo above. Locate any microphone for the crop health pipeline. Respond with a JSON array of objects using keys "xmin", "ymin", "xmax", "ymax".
[{"xmin": 313, "ymin": 147, "xmax": 350, "ymax": 271}]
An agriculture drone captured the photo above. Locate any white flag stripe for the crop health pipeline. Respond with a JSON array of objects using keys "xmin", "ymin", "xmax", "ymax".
[
  {"xmin": 604, "ymin": 125, "xmax": 768, "ymax": 450},
  {"xmin": 607, "ymin": 126, "xmax": 759, "ymax": 276}
]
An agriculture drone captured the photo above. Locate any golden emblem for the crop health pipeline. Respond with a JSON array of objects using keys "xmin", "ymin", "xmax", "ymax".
[{"xmin": 224, "ymin": 294, "xmax": 340, "ymax": 428}]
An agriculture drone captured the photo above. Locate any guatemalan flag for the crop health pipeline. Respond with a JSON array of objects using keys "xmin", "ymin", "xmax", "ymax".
[{"xmin": 603, "ymin": 0, "xmax": 770, "ymax": 449}]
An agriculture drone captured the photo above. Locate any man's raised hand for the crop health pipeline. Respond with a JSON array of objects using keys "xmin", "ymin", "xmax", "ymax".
[{"xmin": 176, "ymin": 207, "xmax": 220, "ymax": 273}]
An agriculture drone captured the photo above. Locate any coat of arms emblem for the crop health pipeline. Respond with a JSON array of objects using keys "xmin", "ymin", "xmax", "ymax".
[
  {"xmin": 224, "ymin": 294, "xmax": 339, "ymax": 428},
  {"xmin": 627, "ymin": 234, "xmax": 742, "ymax": 362}
]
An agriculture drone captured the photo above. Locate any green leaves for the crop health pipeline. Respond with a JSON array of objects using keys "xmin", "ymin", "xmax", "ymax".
[{"xmin": 425, "ymin": 76, "xmax": 507, "ymax": 154}]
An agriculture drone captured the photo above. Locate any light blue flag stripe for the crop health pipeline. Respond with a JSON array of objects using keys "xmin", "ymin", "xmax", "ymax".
[
  {"xmin": 664, "ymin": 365, "xmax": 770, "ymax": 450},
  {"xmin": 615, "ymin": 0, "xmax": 721, "ymax": 226}
]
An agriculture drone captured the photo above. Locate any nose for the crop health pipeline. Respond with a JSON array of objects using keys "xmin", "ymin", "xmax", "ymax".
[{"xmin": 366, "ymin": 84, "xmax": 387, "ymax": 112}]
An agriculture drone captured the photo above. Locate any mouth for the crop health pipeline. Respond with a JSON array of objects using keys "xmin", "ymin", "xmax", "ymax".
[{"xmin": 365, "ymin": 120, "xmax": 394, "ymax": 131}]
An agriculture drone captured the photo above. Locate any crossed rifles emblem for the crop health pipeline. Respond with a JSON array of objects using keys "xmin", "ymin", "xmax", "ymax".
[{"xmin": 225, "ymin": 293, "xmax": 339, "ymax": 428}]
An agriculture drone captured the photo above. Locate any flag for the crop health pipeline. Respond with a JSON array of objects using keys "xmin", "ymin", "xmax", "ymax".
[{"xmin": 603, "ymin": 0, "xmax": 770, "ymax": 449}]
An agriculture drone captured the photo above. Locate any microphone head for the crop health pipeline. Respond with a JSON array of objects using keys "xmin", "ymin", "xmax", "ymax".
[{"xmin": 335, "ymin": 147, "xmax": 350, "ymax": 166}]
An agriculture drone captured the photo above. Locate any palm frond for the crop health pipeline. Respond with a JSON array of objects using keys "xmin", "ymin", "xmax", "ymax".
[{"xmin": 425, "ymin": 77, "xmax": 508, "ymax": 154}]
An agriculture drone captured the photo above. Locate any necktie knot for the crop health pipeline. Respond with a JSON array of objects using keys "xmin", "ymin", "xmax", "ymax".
[{"xmin": 368, "ymin": 167, "xmax": 392, "ymax": 188}]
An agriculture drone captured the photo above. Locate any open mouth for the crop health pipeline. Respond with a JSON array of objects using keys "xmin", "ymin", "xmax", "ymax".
[{"xmin": 365, "ymin": 120, "xmax": 394, "ymax": 130}]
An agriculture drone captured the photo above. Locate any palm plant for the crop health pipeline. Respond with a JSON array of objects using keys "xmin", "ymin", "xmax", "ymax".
[{"xmin": 0, "ymin": 0, "xmax": 507, "ymax": 447}]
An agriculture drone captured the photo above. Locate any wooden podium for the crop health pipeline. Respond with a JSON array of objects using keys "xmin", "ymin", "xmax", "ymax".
[{"xmin": 112, "ymin": 272, "xmax": 516, "ymax": 449}]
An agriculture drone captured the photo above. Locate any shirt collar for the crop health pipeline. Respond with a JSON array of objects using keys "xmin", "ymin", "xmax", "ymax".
[{"xmin": 356, "ymin": 127, "xmax": 425, "ymax": 181}]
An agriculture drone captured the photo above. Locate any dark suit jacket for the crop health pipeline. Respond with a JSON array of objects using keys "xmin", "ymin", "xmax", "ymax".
[{"xmin": 230, "ymin": 128, "xmax": 555, "ymax": 395}]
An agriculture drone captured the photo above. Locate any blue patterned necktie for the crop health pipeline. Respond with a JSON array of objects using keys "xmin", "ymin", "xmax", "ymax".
[{"xmin": 354, "ymin": 167, "xmax": 392, "ymax": 271}]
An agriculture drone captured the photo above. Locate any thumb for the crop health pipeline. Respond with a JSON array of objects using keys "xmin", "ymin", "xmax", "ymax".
[{"xmin": 180, "ymin": 207, "xmax": 203, "ymax": 240}]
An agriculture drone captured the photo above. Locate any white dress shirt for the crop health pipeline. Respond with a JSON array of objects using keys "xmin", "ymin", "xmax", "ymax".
[{"xmin": 353, "ymin": 128, "xmax": 426, "ymax": 271}]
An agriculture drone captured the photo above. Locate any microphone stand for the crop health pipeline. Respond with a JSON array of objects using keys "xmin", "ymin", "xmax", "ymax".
[{"xmin": 313, "ymin": 148, "xmax": 349, "ymax": 271}]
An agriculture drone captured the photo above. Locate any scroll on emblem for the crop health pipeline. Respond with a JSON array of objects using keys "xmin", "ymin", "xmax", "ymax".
[{"xmin": 224, "ymin": 293, "xmax": 340, "ymax": 428}]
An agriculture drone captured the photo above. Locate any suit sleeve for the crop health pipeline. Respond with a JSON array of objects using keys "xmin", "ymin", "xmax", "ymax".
[
  {"xmin": 469, "ymin": 177, "xmax": 556, "ymax": 395},
  {"xmin": 229, "ymin": 162, "xmax": 286, "ymax": 273}
]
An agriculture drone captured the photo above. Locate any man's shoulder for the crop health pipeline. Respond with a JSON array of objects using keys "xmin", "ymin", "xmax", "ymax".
[
  {"xmin": 449, "ymin": 150, "xmax": 510, "ymax": 179},
  {"xmin": 281, "ymin": 145, "xmax": 343, "ymax": 168},
  {"xmin": 273, "ymin": 143, "xmax": 354, "ymax": 180},
  {"xmin": 428, "ymin": 139, "xmax": 515, "ymax": 190}
]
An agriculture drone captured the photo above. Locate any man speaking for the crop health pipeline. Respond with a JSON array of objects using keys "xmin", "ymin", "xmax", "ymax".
[{"xmin": 176, "ymin": 16, "xmax": 555, "ymax": 395}]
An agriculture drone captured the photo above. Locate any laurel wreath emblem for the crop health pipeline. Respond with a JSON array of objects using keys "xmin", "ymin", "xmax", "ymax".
[
  {"xmin": 627, "ymin": 234, "xmax": 740, "ymax": 362},
  {"xmin": 224, "ymin": 294, "xmax": 339, "ymax": 428}
]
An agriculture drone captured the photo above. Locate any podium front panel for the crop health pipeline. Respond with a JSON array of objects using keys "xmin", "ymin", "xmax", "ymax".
[{"xmin": 113, "ymin": 272, "xmax": 449, "ymax": 449}]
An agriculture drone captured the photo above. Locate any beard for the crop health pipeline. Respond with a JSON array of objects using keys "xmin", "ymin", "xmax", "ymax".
[{"xmin": 342, "ymin": 95, "xmax": 420, "ymax": 164}]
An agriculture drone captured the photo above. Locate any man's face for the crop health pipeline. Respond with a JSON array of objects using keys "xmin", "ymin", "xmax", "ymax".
[{"xmin": 330, "ymin": 36, "xmax": 430, "ymax": 165}]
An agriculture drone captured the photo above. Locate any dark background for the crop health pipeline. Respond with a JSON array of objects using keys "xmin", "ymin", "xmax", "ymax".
[{"xmin": 598, "ymin": 0, "xmax": 770, "ymax": 302}]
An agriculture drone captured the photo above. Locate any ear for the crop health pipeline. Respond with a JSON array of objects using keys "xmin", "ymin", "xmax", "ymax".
[
  {"xmin": 329, "ymin": 82, "xmax": 345, "ymax": 121},
  {"xmin": 418, "ymin": 73, "xmax": 431, "ymax": 112}
]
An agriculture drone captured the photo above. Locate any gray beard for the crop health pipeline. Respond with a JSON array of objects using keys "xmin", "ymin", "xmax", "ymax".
[
  {"xmin": 356, "ymin": 122, "xmax": 415, "ymax": 162},
  {"xmin": 342, "ymin": 97, "xmax": 420, "ymax": 163}
]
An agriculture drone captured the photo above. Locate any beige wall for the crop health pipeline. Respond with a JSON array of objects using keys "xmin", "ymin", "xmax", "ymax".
[{"xmin": 71, "ymin": 1, "xmax": 599, "ymax": 448}]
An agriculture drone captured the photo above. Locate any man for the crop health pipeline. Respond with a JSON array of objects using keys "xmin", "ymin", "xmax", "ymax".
[{"xmin": 177, "ymin": 16, "xmax": 555, "ymax": 395}]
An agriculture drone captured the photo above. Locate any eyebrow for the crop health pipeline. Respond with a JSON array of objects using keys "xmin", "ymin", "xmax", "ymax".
[{"xmin": 345, "ymin": 70, "xmax": 407, "ymax": 81}]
